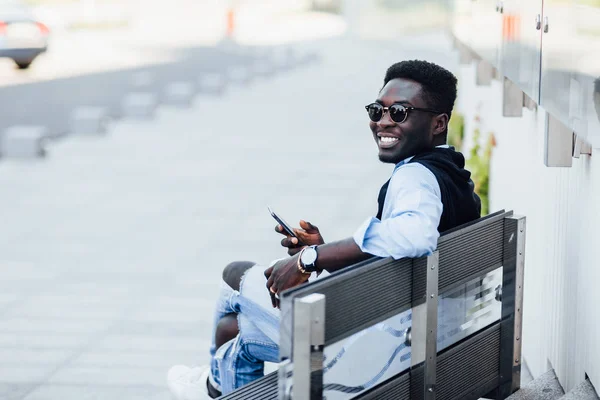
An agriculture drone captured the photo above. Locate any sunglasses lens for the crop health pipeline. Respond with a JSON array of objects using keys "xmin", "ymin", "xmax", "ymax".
[
  {"xmin": 389, "ymin": 104, "xmax": 407, "ymax": 123},
  {"xmin": 367, "ymin": 104, "xmax": 383, "ymax": 122}
]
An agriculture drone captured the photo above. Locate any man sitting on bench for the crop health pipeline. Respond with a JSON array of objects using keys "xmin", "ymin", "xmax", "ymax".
[{"xmin": 167, "ymin": 60, "xmax": 481, "ymax": 399}]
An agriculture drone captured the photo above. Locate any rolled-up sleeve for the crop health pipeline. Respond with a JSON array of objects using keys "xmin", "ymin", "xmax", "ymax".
[{"xmin": 353, "ymin": 164, "xmax": 443, "ymax": 259}]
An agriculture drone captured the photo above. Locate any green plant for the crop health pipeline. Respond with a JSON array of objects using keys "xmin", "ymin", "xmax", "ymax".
[
  {"xmin": 464, "ymin": 118, "xmax": 495, "ymax": 216},
  {"xmin": 449, "ymin": 111, "xmax": 495, "ymax": 216},
  {"xmin": 448, "ymin": 112, "xmax": 465, "ymax": 149}
]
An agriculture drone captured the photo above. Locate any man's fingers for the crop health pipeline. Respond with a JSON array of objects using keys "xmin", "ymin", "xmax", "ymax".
[
  {"xmin": 288, "ymin": 246, "xmax": 303, "ymax": 256},
  {"xmin": 264, "ymin": 266, "xmax": 273, "ymax": 279},
  {"xmin": 266, "ymin": 273, "xmax": 275, "ymax": 291},
  {"xmin": 272, "ymin": 283, "xmax": 281, "ymax": 308},
  {"xmin": 281, "ymin": 237, "xmax": 299, "ymax": 248},
  {"xmin": 294, "ymin": 229, "xmax": 320, "ymax": 245},
  {"xmin": 294, "ymin": 229, "xmax": 312, "ymax": 241},
  {"xmin": 299, "ymin": 220, "xmax": 319, "ymax": 233},
  {"xmin": 275, "ymin": 224, "xmax": 291, "ymax": 237}
]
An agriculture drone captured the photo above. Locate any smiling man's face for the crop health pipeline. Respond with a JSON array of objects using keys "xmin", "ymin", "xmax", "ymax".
[{"xmin": 370, "ymin": 78, "xmax": 437, "ymax": 164}]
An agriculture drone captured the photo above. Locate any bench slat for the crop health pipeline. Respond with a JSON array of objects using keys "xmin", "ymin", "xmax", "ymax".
[
  {"xmin": 219, "ymin": 371, "xmax": 278, "ymax": 399},
  {"xmin": 356, "ymin": 323, "xmax": 501, "ymax": 400},
  {"xmin": 439, "ymin": 216, "xmax": 505, "ymax": 292},
  {"xmin": 282, "ymin": 257, "xmax": 413, "ymax": 346},
  {"xmin": 413, "ymin": 210, "xmax": 510, "ymax": 303}
]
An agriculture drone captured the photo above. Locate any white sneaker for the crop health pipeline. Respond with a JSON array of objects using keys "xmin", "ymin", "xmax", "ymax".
[{"xmin": 167, "ymin": 364, "xmax": 213, "ymax": 400}]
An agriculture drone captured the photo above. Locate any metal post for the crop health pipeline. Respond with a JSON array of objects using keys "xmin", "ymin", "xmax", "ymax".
[
  {"xmin": 496, "ymin": 215, "xmax": 526, "ymax": 399},
  {"xmin": 410, "ymin": 251, "xmax": 439, "ymax": 400},
  {"xmin": 278, "ymin": 358, "xmax": 293, "ymax": 400},
  {"xmin": 290, "ymin": 293, "xmax": 326, "ymax": 400},
  {"xmin": 511, "ymin": 216, "xmax": 526, "ymax": 393},
  {"xmin": 278, "ymin": 292, "xmax": 294, "ymax": 399}
]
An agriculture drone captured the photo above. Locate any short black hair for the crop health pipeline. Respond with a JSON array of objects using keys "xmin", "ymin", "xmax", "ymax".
[{"xmin": 383, "ymin": 60, "xmax": 458, "ymax": 120}]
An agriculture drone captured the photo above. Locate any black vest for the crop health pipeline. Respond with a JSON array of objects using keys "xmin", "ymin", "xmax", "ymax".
[{"xmin": 376, "ymin": 147, "xmax": 481, "ymax": 233}]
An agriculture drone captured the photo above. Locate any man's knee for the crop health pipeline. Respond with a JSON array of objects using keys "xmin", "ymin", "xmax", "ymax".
[{"xmin": 222, "ymin": 261, "xmax": 255, "ymax": 291}]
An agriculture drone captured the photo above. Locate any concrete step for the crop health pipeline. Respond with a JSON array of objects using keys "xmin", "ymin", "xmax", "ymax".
[
  {"xmin": 507, "ymin": 370, "xmax": 565, "ymax": 400},
  {"xmin": 560, "ymin": 380, "xmax": 599, "ymax": 400}
]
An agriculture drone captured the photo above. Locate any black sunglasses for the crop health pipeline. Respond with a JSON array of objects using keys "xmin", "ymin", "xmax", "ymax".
[{"xmin": 365, "ymin": 102, "xmax": 443, "ymax": 123}]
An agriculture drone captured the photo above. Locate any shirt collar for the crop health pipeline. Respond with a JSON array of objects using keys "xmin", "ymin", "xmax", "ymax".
[{"xmin": 393, "ymin": 145, "xmax": 451, "ymax": 171}]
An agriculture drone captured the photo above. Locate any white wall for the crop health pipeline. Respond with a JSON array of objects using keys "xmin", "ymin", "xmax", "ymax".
[{"xmin": 456, "ymin": 63, "xmax": 600, "ymax": 392}]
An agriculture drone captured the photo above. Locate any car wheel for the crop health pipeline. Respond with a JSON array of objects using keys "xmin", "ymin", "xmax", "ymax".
[{"xmin": 14, "ymin": 59, "xmax": 34, "ymax": 69}]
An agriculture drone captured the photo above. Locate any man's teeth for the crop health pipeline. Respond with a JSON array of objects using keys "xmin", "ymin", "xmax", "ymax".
[{"xmin": 380, "ymin": 137, "xmax": 399, "ymax": 143}]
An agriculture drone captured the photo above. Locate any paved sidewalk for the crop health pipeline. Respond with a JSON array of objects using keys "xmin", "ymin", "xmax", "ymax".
[{"xmin": 0, "ymin": 35, "xmax": 455, "ymax": 399}]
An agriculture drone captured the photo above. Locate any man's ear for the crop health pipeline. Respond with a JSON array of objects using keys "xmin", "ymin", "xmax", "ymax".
[{"xmin": 433, "ymin": 114, "xmax": 449, "ymax": 137}]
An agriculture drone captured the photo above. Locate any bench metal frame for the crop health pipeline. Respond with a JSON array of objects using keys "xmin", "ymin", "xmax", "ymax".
[{"xmin": 222, "ymin": 211, "xmax": 525, "ymax": 400}]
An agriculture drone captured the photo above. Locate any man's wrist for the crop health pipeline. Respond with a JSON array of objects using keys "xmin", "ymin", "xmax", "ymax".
[
  {"xmin": 296, "ymin": 248, "xmax": 313, "ymax": 275},
  {"xmin": 306, "ymin": 238, "xmax": 372, "ymax": 274},
  {"xmin": 298, "ymin": 245, "xmax": 321, "ymax": 274},
  {"xmin": 312, "ymin": 247, "xmax": 324, "ymax": 273}
]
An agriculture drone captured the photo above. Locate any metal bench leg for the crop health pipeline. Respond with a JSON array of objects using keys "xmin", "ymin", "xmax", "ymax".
[
  {"xmin": 496, "ymin": 216, "xmax": 526, "ymax": 399},
  {"xmin": 279, "ymin": 293, "xmax": 326, "ymax": 400},
  {"xmin": 410, "ymin": 251, "xmax": 439, "ymax": 400}
]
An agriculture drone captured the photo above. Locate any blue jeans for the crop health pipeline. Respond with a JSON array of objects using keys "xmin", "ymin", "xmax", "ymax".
[{"xmin": 209, "ymin": 265, "xmax": 281, "ymax": 394}]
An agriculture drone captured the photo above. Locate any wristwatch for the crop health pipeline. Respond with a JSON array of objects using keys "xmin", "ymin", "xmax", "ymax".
[{"xmin": 298, "ymin": 245, "xmax": 319, "ymax": 274}]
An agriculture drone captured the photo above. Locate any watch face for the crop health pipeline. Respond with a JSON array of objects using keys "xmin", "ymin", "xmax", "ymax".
[{"xmin": 301, "ymin": 247, "xmax": 318, "ymax": 266}]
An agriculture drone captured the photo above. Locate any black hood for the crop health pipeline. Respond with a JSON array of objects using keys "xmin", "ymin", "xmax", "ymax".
[
  {"xmin": 412, "ymin": 147, "xmax": 472, "ymax": 187},
  {"xmin": 409, "ymin": 147, "xmax": 481, "ymax": 232}
]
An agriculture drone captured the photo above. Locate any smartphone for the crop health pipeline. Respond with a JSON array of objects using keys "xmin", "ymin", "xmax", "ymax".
[{"xmin": 267, "ymin": 206, "xmax": 297, "ymax": 238}]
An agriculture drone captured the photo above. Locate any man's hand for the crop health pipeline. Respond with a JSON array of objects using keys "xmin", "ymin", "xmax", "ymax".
[
  {"xmin": 264, "ymin": 254, "xmax": 310, "ymax": 308},
  {"xmin": 276, "ymin": 220, "xmax": 325, "ymax": 256}
]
